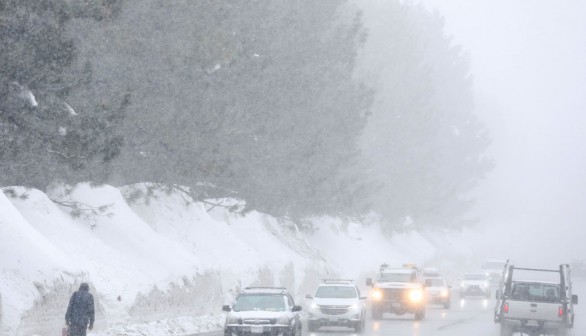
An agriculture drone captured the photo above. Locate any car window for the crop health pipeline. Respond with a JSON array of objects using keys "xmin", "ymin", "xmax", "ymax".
[
  {"xmin": 380, "ymin": 271, "xmax": 417, "ymax": 283},
  {"xmin": 315, "ymin": 286, "xmax": 357, "ymax": 298},
  {"xmin": 233, "ymin": 294, "xmax": 287, "ymax": 312},
  {"xmin": 426, "ymin": 278, "xmax": 445, "ymax": 287},
  {"xmin": 511, "ymin": 283, "xmax": 560, "ymax": 302}
]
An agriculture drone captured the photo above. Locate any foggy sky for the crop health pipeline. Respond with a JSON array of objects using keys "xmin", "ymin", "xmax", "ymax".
[
  {"xmin": 416, "ymin": 0, "xmax": 586, "ymax": 229},
  {"xmin": 356, "ymin": 0, "xmax": 586, "ymax": 263}
]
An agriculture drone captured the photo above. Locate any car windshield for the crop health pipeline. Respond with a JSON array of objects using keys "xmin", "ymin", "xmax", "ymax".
[
  {"xmin": 426, "ymin": 278, "xmax": 445, "ymax": 287},
  {"xmin": 511, "ymin": 282, "xmax": 560, "ymax": 302},
  {"xmin": 380, "ymin": 271, "xmax": 417, "ymax": 283},
  {"xmin": 463, "ymin": 273, "xmax": 487, "ymax": 280},
  {"xmin": 233, "ymin": 294, "xmax": 287, "ymax": 312},
  {"xmin": 315, "ymin": 286, "xmax": 357, "ymax": 298}
]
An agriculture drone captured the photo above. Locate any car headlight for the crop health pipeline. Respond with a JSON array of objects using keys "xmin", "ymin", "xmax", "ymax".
[
  {"xmin": 409, "ymin": 289, "xmax": 424, "ymax": 303},
  {"xmin": 372, "ymin": 289, "xmax": 383, "ymax": 301},
  {"xmin": 276, "ymin": 316, "xmax": 291, "ymax": 325},
  {"xmin": 226, "ymin": 316, "xmax": 242, "ymax": 325},
  {"xmin": 440, "ymin": 289, "xmax": 449, "ymax": 297},
  {"xmin": 349, "ymin": 303, "xmax": 359, "ymax": 310},
  {"xmin": 310, "ymin": 302, "xmax": 319, "ymax": 310}
]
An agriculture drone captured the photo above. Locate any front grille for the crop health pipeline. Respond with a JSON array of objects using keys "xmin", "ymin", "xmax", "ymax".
[
  {"xmin": 319, "ymin": 305, "xmax": 351, "ymax": 315},
  {"xmin": 243, "ymin": 319, "xmax": 275, "ymax": 325},
  {"xmin": 382, "ymin": 288, "xmax": 405, "ymax": 300}
]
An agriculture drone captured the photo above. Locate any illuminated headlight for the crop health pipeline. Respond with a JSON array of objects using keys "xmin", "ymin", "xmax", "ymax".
[
  {"xmin": 372, "ymin": 289, "xmax": 383, "ymax": 301},
  {"xmin": 226, "ymin": 316, "xmax": 242, "ymax": 325},
  {"xmin": 276, "ymin": 316, "xmax": 291, "ymax": 325},
  {"xmin": 480, "ymin": 283, "xmax": 488, "ymax": 289},
  {"xmin": 440, "ymin": 289, "xmax": 449, "ymax": 297},
  {"xmin": 409, "ymin": 289, "xmax": 424, "ymax": 303},
  {"xmin": 310, "ymin": 302, "xmax": 319, "ymax": 310},
  {"xmin": 349, "ymin": 303, "xmax": 359, "ymax": 310}
]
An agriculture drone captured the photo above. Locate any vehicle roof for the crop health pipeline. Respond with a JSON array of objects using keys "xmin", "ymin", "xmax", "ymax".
[
  {"xmin": 319, "ymin": 279, "xmax": 356, "ymax": 286},
  {"xmin": 512, "ymin": 280, "xmax": 560, "ymax": 285},
  {"xmin": 381, "ymin": 268, "xmax": 416, "ymax": 274},
  {"xmin": 241, "ymin": 287, "xmax": 289, "ymax": 294}
]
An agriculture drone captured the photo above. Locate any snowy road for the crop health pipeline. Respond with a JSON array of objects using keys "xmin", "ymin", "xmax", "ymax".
[{"xmin": 204, "ymin": 280, "xmax": 586, "ymax": 336}]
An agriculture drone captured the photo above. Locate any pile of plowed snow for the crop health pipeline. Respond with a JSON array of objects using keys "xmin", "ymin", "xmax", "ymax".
[{"xmin": 0, "ymin": 183, "xmax": 449, "ymax": 336}]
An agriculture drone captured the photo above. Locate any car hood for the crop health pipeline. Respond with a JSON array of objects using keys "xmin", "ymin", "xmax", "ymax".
[
  {"xmin": 425, "ymin": 286, "xmax": 448, "ymax": 292},
  {"xmin": 461, "ymin": 280, "xmax": 488, "ymax": 286},
  {"xmin": 375, "ymin": 282, "xmax": 421, "ymax": 289},
  {"xmin": 228, "ymin": 310, "xmax": 288, "ymax": 319},
  {"xmin": 312, "ymin": 297, "xmax": 358, "ymax": 306}
]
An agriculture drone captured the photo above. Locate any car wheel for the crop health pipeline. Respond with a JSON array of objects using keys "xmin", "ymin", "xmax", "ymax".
[
  {"xmin": 414, "ymin": 308, "xmax": 425, "ymax": 321},
  {"xmin": 354, "ymin": 320, "xmax": 363, "ymax": 333},
  {"xmin": 499, "ymin": 324, "xmax": 513, "ymax": 336},
  {"xmin": 307, "ymin": 321, "xmax": 318, "ymax": 332},
  {"xmin": 444, "ymin": 301, "xmax": 451, "ymax": 309},
  {"xmin": 372, "ymin": 306, "xmax": 382, "ymax": 320}
]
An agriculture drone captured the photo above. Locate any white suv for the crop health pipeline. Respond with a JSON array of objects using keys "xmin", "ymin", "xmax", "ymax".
[{"xmin": 305, "ymin": 279, "xmax": 367, "ymax": 332}]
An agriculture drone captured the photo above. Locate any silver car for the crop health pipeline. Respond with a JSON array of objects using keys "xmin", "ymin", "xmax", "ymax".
[
  {"xmin": 306, "ymin": 279, "xmax": 367, "ymax": 332},
  {"xmin": 223, "ymin": 287, "xmax": 302, "ymax": 336}
]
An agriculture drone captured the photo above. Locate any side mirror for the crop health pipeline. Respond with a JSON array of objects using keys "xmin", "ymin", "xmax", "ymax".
[
  {"xmin": 305, "ymin": 294, "xmax": 313, "ymax": 299},
  {"xmin": 222, "ymin": 305, "xmax": 232, "ymax": 312},
  {"xmin": 292, "ymin": 305, "xmax": 303, "ymax": 312},
  {"xmin": 366, "ymin": 278, "xmax": 373, "ymax": 287},
  {"xmin": 572, "ymin": 294, "xmax": 578, "ymax": 305},
  {"xmin": 360, "ymin": 296, "xmax": 367, "ymax": 300}
]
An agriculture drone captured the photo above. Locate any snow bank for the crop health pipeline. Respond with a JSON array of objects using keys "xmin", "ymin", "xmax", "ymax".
[{"xmin": 0, "ymin": 184, "xmax": 451, "ymax": 336}]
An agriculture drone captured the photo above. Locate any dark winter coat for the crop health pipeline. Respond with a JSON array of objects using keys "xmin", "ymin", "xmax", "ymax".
[{"xmin": 65, "ymin": 283, "xmax": 95, "ymax": 328}]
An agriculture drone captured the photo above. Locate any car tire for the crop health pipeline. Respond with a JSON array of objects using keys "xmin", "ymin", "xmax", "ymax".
[
  {"xmin": 307, "ymin": 321, "xmax": 318, "ymax": 332},
  {"xmin": 499, "ymin": 324, "xmax": 513, "ymax": 336},
  {"xmin": 414, "ymin": 308, "xmax": 425, "ymax": 321},
  {"xmin": 372, "ymin": 306, "xmax": 382, "ymax": 320},
  {"xmin": 443, "ymin": 301, "xmax": 451, "ymax": 309},
  {"xmin": 354, "ymin": 320, "xmax": 363, "ymax": 333}
]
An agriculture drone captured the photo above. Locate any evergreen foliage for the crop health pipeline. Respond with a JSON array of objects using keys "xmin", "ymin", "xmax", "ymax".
[{"xmin": 0, "ymin": 0, "xmax": 126, "ymax": 189}]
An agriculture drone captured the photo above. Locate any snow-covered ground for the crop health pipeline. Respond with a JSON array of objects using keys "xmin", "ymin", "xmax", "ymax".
[{"xmin": 0, "ymin": 183, "xmax": 572, "ymax": 336}]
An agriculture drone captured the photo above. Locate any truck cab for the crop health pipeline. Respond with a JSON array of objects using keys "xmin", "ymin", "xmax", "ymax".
[
  {"xmin": 494, "ymin": 263, "xmax": 578, "ymax": 336},
  {"xmin": 366, "ymin": 264, "xmax": 426, "ymax": 320}
]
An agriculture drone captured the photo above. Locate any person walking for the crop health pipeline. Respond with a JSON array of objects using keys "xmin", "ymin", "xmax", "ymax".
[{"xmin": 65, "ymin": 283, "xmax": 95, "ymax": 336}]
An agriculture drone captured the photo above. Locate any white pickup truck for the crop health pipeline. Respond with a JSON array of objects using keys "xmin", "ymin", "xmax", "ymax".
[{"xmin": 494, "ymin": 263, "xmax": 578, "ymax": 336}]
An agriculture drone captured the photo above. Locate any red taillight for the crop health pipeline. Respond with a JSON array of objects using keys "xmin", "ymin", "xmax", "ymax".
[
  {"xmin": 558, "ymin": 306, "xmax": 564, "ymax": 317},
  {"xmin": 503, "ymin": 303, "xmax": 509, "ymax": 313}
]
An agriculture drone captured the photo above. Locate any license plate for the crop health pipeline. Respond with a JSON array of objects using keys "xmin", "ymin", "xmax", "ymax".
[
  {"xmin": 526, "ymin": 320, "xmax": 539, "ymax": 326},
  {"xmin": 251, "ymin": 326, "xmax": 263, "ymax": 334},
  {"xmin": 392, "ymin": 303, "xmax": 401, "ymax": 308},
  {"xmin": 329, "ymin": 316, "xmax": 338, "ymax": 322}
]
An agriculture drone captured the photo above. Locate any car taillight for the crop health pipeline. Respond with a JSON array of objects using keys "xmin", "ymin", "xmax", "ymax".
[
  {"xmin": 503, "ymin": 303, "xmax": 509, "ymax": 313},
  {"xmin": 558, "ymin": 306, "xmax": 564, "ymax": 317}
]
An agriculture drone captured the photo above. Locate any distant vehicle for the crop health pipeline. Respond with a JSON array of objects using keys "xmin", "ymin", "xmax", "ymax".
[
  {"xmin": 494, "ymin": 262, "xmax": 578, "ymax": 336},
  {"xmin": 366, "ymin": 264, "xmax": 426, "ymax": 320},
  {"xmin": 482, "ymin": 259, "xmax": 508, "ymax": 284},
  {"xmin": 222, "ymin": 287, "xmax": 302, "ymax": 336},
  {"xmin": 424, "ymin": 277, "xmax": 451, "ymax": 309},
  {"xmin": 305, "ymin": 279, "xmax": 367, "ymax": 332},
  {"xmin": 422, "ymin": 267, "xmax": 441, "ymax": 279},
  {"xmin": 459, "ymin": 272, "xmax": 491, "ymax": 298}
]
